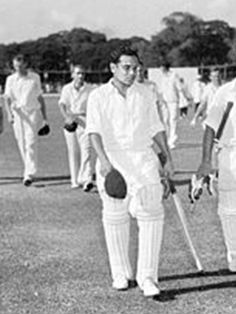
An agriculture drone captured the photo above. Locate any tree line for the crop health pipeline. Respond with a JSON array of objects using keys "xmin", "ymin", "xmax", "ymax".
[{"xmin": 0, "ymin": 12, "xmax": 236, "ymax": 73}]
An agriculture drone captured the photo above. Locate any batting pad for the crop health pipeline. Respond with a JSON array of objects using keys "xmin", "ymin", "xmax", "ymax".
[
  {"xmin": 136, "ymin": 219, "xmax": 163, "ymax": 288},
  {"xmin": 103, "ymin": 217, "xmax": 133, "ymax": 281}
]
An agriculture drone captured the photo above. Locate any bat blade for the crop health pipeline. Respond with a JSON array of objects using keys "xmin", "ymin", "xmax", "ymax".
[{"xmin": 172, "ymin": 193, "xmax": 203, "ymax": 272}]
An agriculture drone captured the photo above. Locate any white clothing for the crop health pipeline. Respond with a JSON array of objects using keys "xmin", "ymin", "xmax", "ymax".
[
  {"xmin": 178, "ymin": 82, "xmax": 192, "ymax": 109},
  {"xmin": 5, "ymin": 72, "xmax": 42, "ymax": 113},
  {"xmin": 59, "ymin": 82, "xmax": 94, "ymax": 115},
  {"xmin": 158, "ymin": 70, "xmax": 180, "ymax": 147},
  {"xmin": 87, "ymin": 79, "xmax": 165, "ymax": 288},
  {"xmin": 191, "ymin": 80, "xmax": 205, "ymax": 104},
  {"xmin": 64, "ymin": 125, "xmax": 94, "ymax": 186},
  {"xmin": 159, "ymin": 70, "xmax": 180, "ymax": 104},
  {"xmin": 87, "ymin": 80, "xmax": 164, "ymax": 152},
  {"xmin": 202, "ymin": 82, "xmax": 220, "ymax": 115},
  {"xmin": 205, "ymin": 78, "xmax": 236, "ymax": 267},
  {"xmin": 12, "ymin": 108, "xmax": 39, "ymax": 179},
  {"xmin": 4, "ymin": 71, "xmax": 42, "ymax": 179},
  {"xmin": 59, "ymin": 81, "xmax": 95, "ymax": 186}
]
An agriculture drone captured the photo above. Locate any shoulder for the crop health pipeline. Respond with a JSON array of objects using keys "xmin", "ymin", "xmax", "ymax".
[
  {"xmin": 6, "ymin": 73, "xmax": 16, "ymax": 82},
  {"xmin": 29, "ymin": 71, "xmax": 40, "ymax": 81},
  {"xmin": 214, "ymin": 80, "xmax": 233, "ymax": 99},
  {"xmin": 61, "ymin": 82, "xmax": 73, "ymax": 93},
  {"xmin": 89, "ymin": 82, "xmax": 110, "ymax": 99}
]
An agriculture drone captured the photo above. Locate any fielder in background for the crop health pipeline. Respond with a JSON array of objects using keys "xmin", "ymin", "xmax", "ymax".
[
  {"xmin": 191, "ymin": 73, "xmax": 206, "ymax": 113},
  {"xmin": 86, "ymin": 46, "xmax": 174, "ymax": 297},
  {"xmin": 4, "ymin": 54, "xmax": 49, "ymax": 186},
  {"xmin": 136, "ymin": 62, "xmax": 168, "ymax": 125},
  {"xmin": 191, "ymin": 68, "xmax": 222, "ymax": 126},
  {"xmin": 196, "ymin": 78, "xmax": 236, "ymax": 272},
  {"xmin": 58, "ymin": 64, "xmax": 95, "ymax": 191},
  {"xmin": 178, "ymin": 77, "xmax": 193, "ymax": 118},
  {"xmin": 159, "ymin": 61, "xmax": 180, "ymax": 149}
]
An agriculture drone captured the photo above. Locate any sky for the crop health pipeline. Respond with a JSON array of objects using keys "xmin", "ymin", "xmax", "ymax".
[{"xmin": 0, "ymin": 0, "xmax": 236, "ymax": 44}]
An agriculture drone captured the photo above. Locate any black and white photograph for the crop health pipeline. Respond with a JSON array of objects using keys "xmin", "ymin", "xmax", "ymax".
[{"xmin": 1, "ymin": 1, "xmax": 236, "ymax": 313}]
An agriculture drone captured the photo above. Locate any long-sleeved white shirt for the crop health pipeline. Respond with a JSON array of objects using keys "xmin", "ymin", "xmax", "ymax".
[
  {"xmin": 86, "ymin": 80, "xmax": 164, "ymax": 152},
  {"xmin": 4, "ymin": 71, "xmax": 42, "ymax": 113},
  {"xmin": 59, "ymin": 82, "xmax": 94, "ymax": 115}
]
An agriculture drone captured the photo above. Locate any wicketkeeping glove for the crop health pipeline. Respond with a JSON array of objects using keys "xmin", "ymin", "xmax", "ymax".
[
  {"xmin": 64, "ymin": 121, "xmax": 78, "ymax": 132},
  {"xmin": 188, "ymin": 174, "xmax": 216, "ymax": 203},
  {"xmin": 38, "ymin": 123, "xmax": 50, "ymax": 136}
]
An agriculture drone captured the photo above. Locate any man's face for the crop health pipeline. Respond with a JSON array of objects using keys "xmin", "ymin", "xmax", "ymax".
[
  {"xmin": 210, "ymin": 71, "xmax": 220, "ymax": 85},
  {"xmin": 111, "ymin": 55, "xmax": 138, "ymax": 87},
  {"xmin": 72, "ymin": 66, "xmax": 85, "ymax": 86},
  {"xmin": 13, "ymin": 58, "xmax": 27, "ymax": 73}
]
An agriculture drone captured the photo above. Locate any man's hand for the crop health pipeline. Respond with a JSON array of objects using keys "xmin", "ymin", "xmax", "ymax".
[
  {"xmin": 196, "ymin": 161, "xmax": 212, "ymax": 179},
  {"xmin": 162, "ymin": 158, "xmax": 175, "ymax": 179},
  {"xmin": 100, "ymin": 159, "xmax": 113, "ymax": 177}
]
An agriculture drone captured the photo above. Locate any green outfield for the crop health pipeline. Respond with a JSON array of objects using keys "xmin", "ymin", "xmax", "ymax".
[{"xmin": 0, "ymin": 96, "xmax": 236, "ymax": 314}]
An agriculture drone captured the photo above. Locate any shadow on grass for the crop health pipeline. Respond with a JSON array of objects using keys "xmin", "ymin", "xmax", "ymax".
[
  {"xmin": 160, "ymin": 269, "xmax": 234, "ymax": 281},
  {"xmin": 155, "ymin": 269, "xmax": 236, "ymax": 302},
  {"xmin": 0, "ymin": 175, "xmax": 70, "ymax": 186}
]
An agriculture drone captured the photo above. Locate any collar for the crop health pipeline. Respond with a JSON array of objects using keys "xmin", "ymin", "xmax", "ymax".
[{"xmin": 107, "ymin": 78, "xmax": 137, "ymax": 96}]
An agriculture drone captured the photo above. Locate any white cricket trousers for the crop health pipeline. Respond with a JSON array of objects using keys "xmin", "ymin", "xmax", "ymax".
[
  {"xmin": 12, "ymin": 108, "xmax": 39, "ymax": 180},
  {"xmin": 164, "ymin": 102, "xmax": 178, "ymax": 147},
  {"xmin": 96, "ymin": 149, "xmax": 164, "ymax": 288},
  {"xmin": 64, "ymin": 125, "xmax": 94, "ymax": 186},
  {"xmin": 217, "ymin": 147, "xmax": 236, "ymax": 264}
]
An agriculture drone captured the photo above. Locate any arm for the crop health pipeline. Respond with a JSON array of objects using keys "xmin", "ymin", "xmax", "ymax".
[
  {"xmin": 4, "ymin": 96, "xmax": 14, "ymax": 124},
  {"xmin": 58, "ymin": 101, "xmax": 86, "ymax": 127},
  {"xmin": 191, "ymin": 100, "xmax": 207, "ymax": 125},
  {"xmin": 90, "ymin": 133, "xmax": 113, "ymax": 177},
  {"xmin": 196, "ymin": 125, "xmax": 215, "ymax": 178},
  {"xmin": 152, "ymin": 131, "xmax": 174, "ymax": 178},
  {"xmin": 38, "ymin": 94, "xmax": 48, "ymax": 123}
]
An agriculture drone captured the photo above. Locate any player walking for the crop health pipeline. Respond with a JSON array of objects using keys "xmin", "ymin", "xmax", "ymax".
[
  {"xmin": 86, "ymin": 46, "xmax": 174, "ymax": 297},
  {"xmin": 191, "ymin": 69, "xmax": 221, "ymax": 126},
  {"xmin": 58, "ymin": 64, "xmax": 95, "ymax": 190},
  {"xmin": 4, "ymin": 54, "xmax": 49, "ymax": 186},
  {"xmin": 196, "ymin": 78, "xmax": 236, "ymax": 272},
  {"xmin": 159, "ymin": 61, "xmax": 180, "ymax": 149}
]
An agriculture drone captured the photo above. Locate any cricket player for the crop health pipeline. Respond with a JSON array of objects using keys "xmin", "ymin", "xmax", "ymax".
[
  {"xmin": 191, "ymin": 69, "xmax": 221, "ymax": 126},
  {"xmin": 86, "ymin": 46, "xmax": 174, "ymax": 297},
  {"xmin": 196, "ymin": 78, "xmax": 236, "ymax": 272},
  {"xmin": 58, "ymin": 64, "xmax": 95, "ymax": 190},
  {"xmin": 4, "ymin": 54, "xmax": 48, "ymax": 186},
  {"xmin": 159, "ymin": 61, "xmax": 180, "ymax": 149},
  {"xmin": 178, "ymin": 77, "xmax": 192, "ymax": 118},
  {"xmin": 191, "ymin": 73, "xmax": 206, "ymax": 113},
  {"xmin": 135, "ymin": 62, "xmax": 168, "ymax": 125}
]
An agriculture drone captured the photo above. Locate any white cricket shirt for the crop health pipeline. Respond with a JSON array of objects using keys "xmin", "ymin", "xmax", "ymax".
[
  {"xmin": 59, "ymin": 82, "xmax": 94, "ymax": 115},
  {"xmin": 159, "ymin": 70, "xmax": 179, "ymax": 103},
  {"xmin": 202, "ymin": 82, "xmax": 220, "ymax": 114},
  {"xmin": 4, "ymin": 71, "xmax": 42, "ymax": 112},
  {"xmin": 191, "ymin": 80, "xmax": 206, "ymax": 103},
  {"xmin": 86, "ymin": 79, "xmax": 165, "ymax": 151}
]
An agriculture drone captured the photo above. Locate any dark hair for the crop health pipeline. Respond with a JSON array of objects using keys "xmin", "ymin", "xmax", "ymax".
[
  {"xmin": 110, "ymin": 45, "xmax": 140, "ymax": 64},
  {"xmin": 13, "ymin": 53, "xmax": 28, "ymax": 64},
  {"xmin": 160, "ymin": 60, "xmax": 171, "ymax": 70}
]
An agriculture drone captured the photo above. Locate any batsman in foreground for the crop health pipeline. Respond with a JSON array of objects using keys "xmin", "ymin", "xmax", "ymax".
[
  {"xmin": 86, "ymin": 46, "xmax": 174, "ymax": 297},
  {"xmin": 196, "ymin": 79, "xmax": 236, "ymax": 272}
]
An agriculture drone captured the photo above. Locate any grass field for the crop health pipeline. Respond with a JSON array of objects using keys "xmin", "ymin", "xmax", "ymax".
[{"xmin": 1, "ymin": 95, "xmax": 236, "ymax": 314}]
